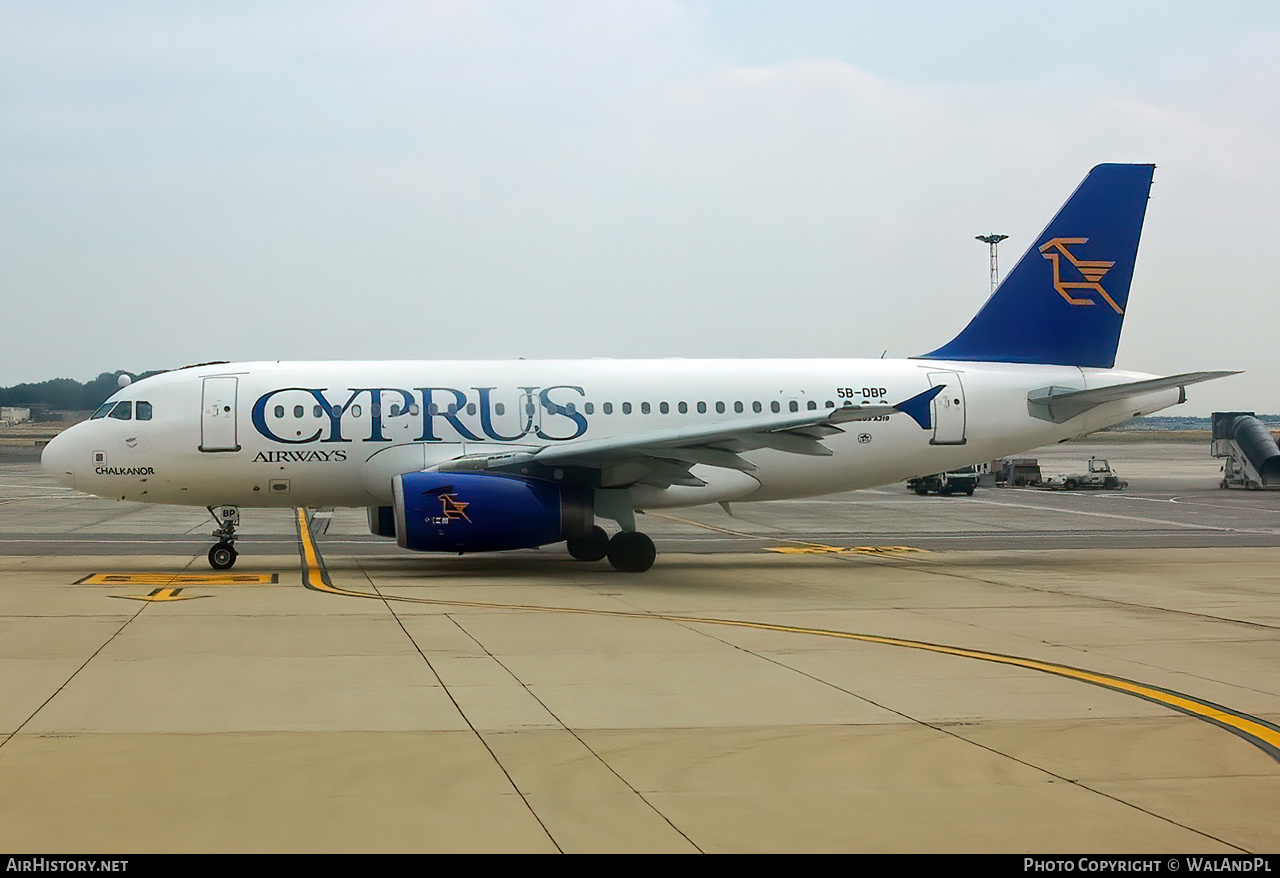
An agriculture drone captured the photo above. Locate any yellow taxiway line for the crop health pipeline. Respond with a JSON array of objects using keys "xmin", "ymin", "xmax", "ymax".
[{"xmin": 292, "ymin": 507, "xmax": 1280, "ymax": 765}]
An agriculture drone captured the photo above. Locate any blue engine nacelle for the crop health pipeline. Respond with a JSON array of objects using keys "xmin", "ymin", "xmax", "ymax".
[{"xmin": 392, "ymin": 471, "xmax": 593, "ymax": 553}]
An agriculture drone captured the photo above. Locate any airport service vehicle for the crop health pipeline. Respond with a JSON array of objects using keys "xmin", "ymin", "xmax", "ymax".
[
  {"xmin": 1212, "ymin": 412, "xmax": 1280, "ymax": 489},
  {"xmin": 41, "ymin": 164, "xmax": 1233, "ymax": 572},
  {"xmin": 906, "ymin": 466, "xmax": 980, "ymax": 496},
  {"xmin": 1039, "ymin": 457, "xmax": 1128, "ymax": 491},
  {"xmin": 998, "ymin": 458, "xmax": 1043, "ymax": 487}
]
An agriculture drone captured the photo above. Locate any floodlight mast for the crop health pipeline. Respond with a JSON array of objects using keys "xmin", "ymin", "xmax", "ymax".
[{"xmin": 976, "ymin": 233, "xmax": 1008, "ymax": 293}]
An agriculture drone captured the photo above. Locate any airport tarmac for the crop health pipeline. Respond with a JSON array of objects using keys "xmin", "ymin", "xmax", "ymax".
[{"xmin": 1, "ymin": 439, "xmax": 1278, "ymax": 853}]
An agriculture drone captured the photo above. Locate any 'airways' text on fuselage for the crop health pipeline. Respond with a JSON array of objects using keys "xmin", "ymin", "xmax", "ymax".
[
  {"xmin": 250, "ymin": 385, "xmax": 588, "ymax": 445},
  {"xmin": 253, "ymin": 450, "xmax": 349, "ymax": 463}
]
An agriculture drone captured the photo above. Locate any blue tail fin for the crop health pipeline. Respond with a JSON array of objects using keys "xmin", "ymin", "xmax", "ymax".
[{"xmin": 920, "ymin": 163, "xmax": 1155, "ymax": 369}]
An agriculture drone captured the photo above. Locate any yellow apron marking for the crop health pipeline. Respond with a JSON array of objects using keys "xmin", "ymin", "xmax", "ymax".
[
  {"xmin": 291, "ymin": 507, "xmax": 1280, "ymax": 763},
  {"xmin": 295, "ymin": 508, "xmax": 340, "ymax": 593},
  {"xmin": 78, "ymin": 573, "xmax": 278, "ymax": 586},
  {"xmin": 766, "ymin": 545, "xmax": 923, "ymax": 556},
  {"xmin": 110, "ymin": 587, "xmax": 210, "ymax": 602},
  {"xmin": 648, "ymin": 512, "xmax": 925, "ymax": 557}
]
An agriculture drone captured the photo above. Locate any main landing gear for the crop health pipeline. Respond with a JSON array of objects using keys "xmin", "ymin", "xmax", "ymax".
[
  {"xmin": 207, "ymin": 506, "xmax": 240, "ymax": 570},
  {"xmin": 567, "ymin": 525, "xmax": 656, "ymax": 573}
]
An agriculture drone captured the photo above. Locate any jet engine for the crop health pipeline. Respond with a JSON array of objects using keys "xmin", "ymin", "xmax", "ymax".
[{"xmin": 391, "ymin": 471, "xmax": 593, "ymax": 553}]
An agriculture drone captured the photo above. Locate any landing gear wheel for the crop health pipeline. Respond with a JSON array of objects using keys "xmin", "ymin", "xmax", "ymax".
[
  {"xmin": 567, "ymin": 526, "xmax": 610, "ymax": 562},
  {"xmin": 209, "ymin": 542, "xmax": 237, "ymax": 570},
  {"xmin": 607, "ymin": 532, "xmax": 656, "ymax": 573}
]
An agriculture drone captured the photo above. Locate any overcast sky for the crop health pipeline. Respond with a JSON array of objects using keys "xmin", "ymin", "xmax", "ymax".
[{"xmin": 3, "ymin": 1, "xmax": 1277, "ymax": 414}]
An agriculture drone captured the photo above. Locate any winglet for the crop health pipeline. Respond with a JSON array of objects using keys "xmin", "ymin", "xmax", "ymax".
[{"xmin": 896, "ymin": 385, "xmax": 945, "ymax": 430}]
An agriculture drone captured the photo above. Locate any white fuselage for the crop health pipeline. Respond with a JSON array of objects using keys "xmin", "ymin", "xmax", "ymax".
[{"xmin": 42, "ymin": 358, "xmax": 1179, "ymax": 510}]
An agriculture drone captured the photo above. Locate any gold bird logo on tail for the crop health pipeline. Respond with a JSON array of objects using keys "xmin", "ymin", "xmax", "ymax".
[{"xmin": 1038, "ymin": 237, "xmax": 1123, "ymax": 314}]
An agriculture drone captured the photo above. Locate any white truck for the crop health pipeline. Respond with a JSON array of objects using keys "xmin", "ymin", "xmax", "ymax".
[{"xmin": 1039, "ymin": 457, "xmax": 1128, "ymax": 490}]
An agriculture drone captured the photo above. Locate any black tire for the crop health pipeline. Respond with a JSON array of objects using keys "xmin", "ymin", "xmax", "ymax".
[
  {"xmin": 913, "ymin": 486, "xmax": 929, "ymax": 496},
  {"xmin": 965, "ymin": 486, "xmax": 975, "ymax": 496},
  {"xmin": 607, "ymin": 531, "xmax": 656, "ymax": 573},
  {"xmin": 1064, "ymin": 479, "xmax": 1078, "ymax": 490},
  {"xmin": 567, "ymin": 526, "xmax": 610, "ymax": 562},
  {"xmin": 1103, "ymin": 477, "xmax": 1119, "ymax": 488},
  {"xmin": 209, "ymin": 542, "xmax": 237, "ymax": 570}
]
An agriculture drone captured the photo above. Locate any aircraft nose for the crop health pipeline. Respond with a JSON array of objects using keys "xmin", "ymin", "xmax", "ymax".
[{"xmin": 41, "ymin": 431, "xmax": 77, "ymax": 489}]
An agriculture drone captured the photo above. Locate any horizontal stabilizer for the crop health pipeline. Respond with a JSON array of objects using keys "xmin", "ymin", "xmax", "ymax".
[{"xmin": 1027, "ymin": 371, "xmax": 1239, "ymax": 423}]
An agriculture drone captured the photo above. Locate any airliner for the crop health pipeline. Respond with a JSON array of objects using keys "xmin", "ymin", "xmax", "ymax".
[{"xmin": 41, "ymin": 164, "xmax": 1232, "ymax": 572}]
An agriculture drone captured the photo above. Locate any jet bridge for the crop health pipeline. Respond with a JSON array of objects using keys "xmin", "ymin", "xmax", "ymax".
[{"xmin": 1211, "ymin": 411, "xmax": 1280, "ymax": 489}]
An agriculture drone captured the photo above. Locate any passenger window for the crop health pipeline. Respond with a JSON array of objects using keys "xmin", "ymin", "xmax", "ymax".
[
  {"xmin": 697, "ymin": 402, "xmax": 707, "ymax": 414},
  {"xmin": 640, "ymin": 402, "xmax": 650, "ymax": 414},
  {"xmin": 313, "ymin": 405, "xmax": 323, "ymax": 418},
  {"xmin": 466, "ymin": 404, "xmax": 476, "ymax": 416},
  {"xmin": 109, "ymin": 402, "xmax": 132, "ymax": 420},
  {"xmin": 734, "ymin": 402, "xmax": 743, "ymax": 414},
  {"xmin": 603, "ymin": 402, "xmax": 613, "ymax": 415},
  {"xmin": 91, "ymin": 403, "xmax": 114, "ymax": 420},
  {"xmin": 660, "ymin": 402, "xmax": 669, "ymax": 414},
  {"xmin": 825, "ymin": 400, "xmax": 835, "ymax": 408},
  {"xmin": 293, "ymin": 405, "xmax": 304, "ymax": 418},
  {"xmin": 807, "ymin": 400, "xmax": 817, "ymax": 411},
  {"xmin": 753, "ymin": 401, "xmax": 762, "ymax": 414},
  {"xmin": 136, "ymin": 401, "xmax": 153, "ymax": 421},
  {"xmin": 350, "ymin": 404, "xmax": 362, "ymax": 417},
  {"xmin": 715, "ymin": 402, "xmax": 725, "ymax": 414},
  {"xmin": 678, "ymin": 402, "xmax": 688, "ymax": 414},
  {"xmin": 495, "ymin": 403, "xmax": 505, "ymax": 416},
  {"xmin": 790, "ymin": 401, "xmax": 799, "ymax": 413},
  {"xmin": 584, "ymin": 403, "xmax": 594, "ymax": 415},
  {"xmin": 274, "ymin": 405, "xmax": 285, "ymax": 418},
  {"xmin": 771, "ymin": 402, "xmax": 780, "ymax": 413},
  {"xmin": 622, "ymin": 402, "xmax": 632, "ymax": 415}
]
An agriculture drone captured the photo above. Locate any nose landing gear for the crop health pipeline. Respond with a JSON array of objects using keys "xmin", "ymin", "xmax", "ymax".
[{"xmin": 207, "ymin": 506, "xmax": 240, "ymax": 570}]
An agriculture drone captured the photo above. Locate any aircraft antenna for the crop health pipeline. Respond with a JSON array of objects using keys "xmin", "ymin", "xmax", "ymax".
[{"xmin": 976, "ymin": 233, "xmax": 1008, "ymax": 293}]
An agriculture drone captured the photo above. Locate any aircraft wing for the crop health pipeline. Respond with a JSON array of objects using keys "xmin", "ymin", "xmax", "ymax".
[
  {"xmin": 1026, "ymin": 371, "xmax": 1239, "ymax": 424},
  {"xmin": 432, "ymin": 385, "xmax": 945, "ymax": 489}
]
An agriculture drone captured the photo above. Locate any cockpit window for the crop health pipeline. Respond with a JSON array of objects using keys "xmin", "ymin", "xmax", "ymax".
[
  {"xmin": 108, "ymin": 401, "xmax": 132, "ymax": 420},
  {"xmin": 90, "ymin": 403, "xmax": 115, "ymax": 419},
  {"xmin": 136, "ymin": 401, "xmax": 153, "ymax": 421}
]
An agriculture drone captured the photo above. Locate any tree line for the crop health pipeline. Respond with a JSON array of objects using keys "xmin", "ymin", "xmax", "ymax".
[{"xmin": 0, "ymin": 371, "xmax": 162, "ymax": 413}]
